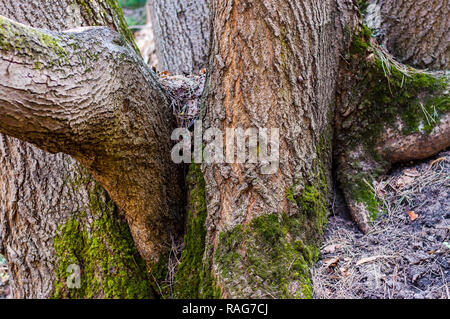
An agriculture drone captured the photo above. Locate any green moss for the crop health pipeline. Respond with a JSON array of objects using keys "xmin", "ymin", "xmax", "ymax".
[
  {"xmin": 33, "ymin": 61, "xmax": 43, "ymax": 70},
  {"xmin": 104, "ymin": 0, "xmax": 140, "ymax": 55},
  {"xmin": 350, "ymin": 25, "xmax": 372, "ymax": 56},
  {"xmin": 75, "ymin": 0, "xmax": 140, "ymax": 55},
  {"xmin": 213, "ymin": 135, "xmax": 330, "ymax": 299},
  {"xmin": 347, "ymin": 173, "xmax": 381, "ymax": 221},
  {"xmin": 347, "ymin": 28, "xmax": 448, "ymax": 153},
  {"xmin": 339, "ymin": 25, "xmax": 448, "ymax": 220},
  {"xmin": 38, "ymin": 33, "xmax": 67, "ymax": 58},
  {"xmin": 0, "ymin": 15, "xmax": 68, "ymax": 65},
  {"xmin": 215, "ymin": 213, "xmax": 319, "ymax": 299},
  {"xmin": 172, "ymin": 164, "xmax": 221, "ymax": 299},
  {"xmin": 53, "ymin": 182, "xmax": 154, "ymax": 299},
  {"xmin": 357, "ymin": 0, "xmax": 369, "ymax": 15}
]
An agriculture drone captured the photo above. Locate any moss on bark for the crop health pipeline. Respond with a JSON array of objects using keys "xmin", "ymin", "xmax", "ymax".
[
  {"xmin": 213, "ymin": 135, "xmax": 330, "ymax": 299},
  {"xmin": 75, "ymin": 0, "xmax": 140, "ymax": 55},
  {"xmin": 53, "ymin": 181, "xmax": 154, "ymax": 299},
  {"xmin": 172, "ymin": 164, "xmax": 221, "ymax": 299},
  {"xmin": 337, "ymin": 25, "xmax": 449, "ymax": 222}
]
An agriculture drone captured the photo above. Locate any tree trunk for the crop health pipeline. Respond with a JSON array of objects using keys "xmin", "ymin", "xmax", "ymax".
[
  {"xmin": 366, "ymin": 0, "xmax": 449, "ymax": 69},
  {"xmin": 0, "ymin": 0, "xmax": 448, "ymax": 300},
  {"xmin": 0, "ymin": 0, "xmax": 167, "ymax": 299},
  {"xmin": 198, "ymin": 0, "xmax": 359, "ymax": 298},
  {"xmin": 149, "ymin": 0, "xmax": 210, "ymax": 74}
]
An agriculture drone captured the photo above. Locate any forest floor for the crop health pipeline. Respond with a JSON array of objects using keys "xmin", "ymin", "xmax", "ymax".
[
  {"xmin": 313, "ymin": 150, "xmax": 450, "ymax": 299},
  {"xmin": 0, "ymin": 150, "xmax": 448, "ymax": 299}
]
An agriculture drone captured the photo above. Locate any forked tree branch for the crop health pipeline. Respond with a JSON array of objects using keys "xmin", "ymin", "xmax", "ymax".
[{"xmin": 0, "ymin": 15, "xmax": 185, "ymax": 264}]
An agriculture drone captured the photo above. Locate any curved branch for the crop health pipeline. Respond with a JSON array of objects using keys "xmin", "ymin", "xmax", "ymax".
[
  {"xmin": 377, "ymin": 113, "xmax": 450, "ymax": 163},
  {"xmin": 0, "ymin": 15, "xmax": 185, "ymax": 264}
]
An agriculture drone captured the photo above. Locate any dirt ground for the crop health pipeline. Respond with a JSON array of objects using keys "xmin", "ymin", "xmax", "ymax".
[{"xmin": 313, "ymin": 150, "xmax": 449, "ymax": 299}]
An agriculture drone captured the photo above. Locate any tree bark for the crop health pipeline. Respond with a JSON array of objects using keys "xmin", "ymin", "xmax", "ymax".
[
  {"xmin": 0, "ymin": 0, "xmax": 181, "ymax": 298},
  {"xmin": 0, "ymin": 0, "xmax": 448, "ymax": 300},
  {"xmin": 333, "ymin": 0, "xmax": 450, "ymax": 233},
  {"xmin": 149, "ymin": 0, "xmax": 210, "ymax": 74},
  {"xmin": 199, "ymin": 0, "xmax": 359, "ymax": 298},
  {"xmin": 366, "ymin": 0, "xmax": 449, "ymax": 69}
]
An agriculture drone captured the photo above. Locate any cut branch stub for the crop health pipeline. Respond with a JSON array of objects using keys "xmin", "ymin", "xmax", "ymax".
[{"xmin": 0, "ymin": 15, "xmax": 185, "ymax": 264}]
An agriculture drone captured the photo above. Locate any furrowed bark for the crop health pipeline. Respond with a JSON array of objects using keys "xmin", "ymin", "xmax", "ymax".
[
  {"xmin": 149, "ymin": 0, "xmax": 210, "ymax": 74},
  {"xmin": 0, "ymin": 0, "xmax": 183, "ymax": 298},
  {"xmin": 366, "ymin": 0, "xmax": 449, "ymax": 69},
  {"xmin": 0, "ymin": 15, "xmax": 185, "ymax": 265},
  {"xmin": 0, "ymin": 0, "xmax": 150, "ymax": 299},
  {"xmin": 199, "ymin": 0, "xmax": 359, "ymax": 298},
  {"xmin": 335, "ymin": 0, "xmax": 449, "ymax": 233}
]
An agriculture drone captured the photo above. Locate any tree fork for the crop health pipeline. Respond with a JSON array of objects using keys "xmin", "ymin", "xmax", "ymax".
[{"xmin": 0, "ymin": 0, "xmax": 185, "ymax": 298}]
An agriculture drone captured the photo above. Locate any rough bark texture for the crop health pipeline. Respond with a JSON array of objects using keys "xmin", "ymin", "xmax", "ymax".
[
  {"xmin": 1, "ymin": 0, "xmax": 448, "ymax": 300},
  {"xmin": 199, "ymin": 0, "xmax": 359, "ymax": 298},
  {"xmin": 0, "ymin": 13, "xmax": 185, "ymax": 264},
  {"xmin": 366, "ymin": 0, "xmax": 449, "ymax": 69},
  {"xmin": 0, "ymin": 0, "xmax": 181, "ymax": 298},
  {"xmin": 334, "ymin": 0, "xmax": 449, "ymax": 234},
  {"xmin": 149, "ymin": 0, "xmax": 210, "ymax": 74}
]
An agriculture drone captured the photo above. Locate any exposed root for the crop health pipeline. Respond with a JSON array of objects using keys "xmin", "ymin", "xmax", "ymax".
[
  {"xmin": 335, "ymin": 28, "xmax": 449, "ymax": 234},
  {"xmin": 378, "ymin": 113, "xmax": 450, "ymax": 163}
]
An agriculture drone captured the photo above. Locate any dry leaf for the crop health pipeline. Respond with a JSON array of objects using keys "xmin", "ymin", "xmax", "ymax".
[
  {"xmin": 339, "ymin": 267, "xmax": 350, "ymax": 277},
  {"xmin": 356, "ymin": 255, "xmax": 396, "ymax": 266},
  {"xmin": 322, "ymin": 244, "xmax": 343, "ymax": 254},
  {"xmin": 323, "ymin": 257, "xmax": 340, "ymax": 268},
  {"xmin": 395, "ymin": 175, "xmax": 414, "ymax": 188},
  {"xmin": 403, "ymin": 168, "xmax": 421, "ymax": 177},
  {"xmin": 408, "ymin": 211, "xmax": 419, "ymax": 221}
]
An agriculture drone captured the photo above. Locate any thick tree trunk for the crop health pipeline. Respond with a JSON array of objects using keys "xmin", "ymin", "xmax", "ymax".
[
  {"xmin": 0, "ymin": 0, "xmax": 174, "ymax": 298},
  {"xmin": 149, "ymin": 0, "xmax": 210, "ymax": 74},
  {"xmin": 366, "ymin": 0, "xmax": 449, "ymax": 69},
  {"xmin": 0, "ymin": 0, "xmax": 448, "ymax": 300},
  {"xmin": 198, "ymin": 0, "xmax": 359, "ymax": 298}
]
